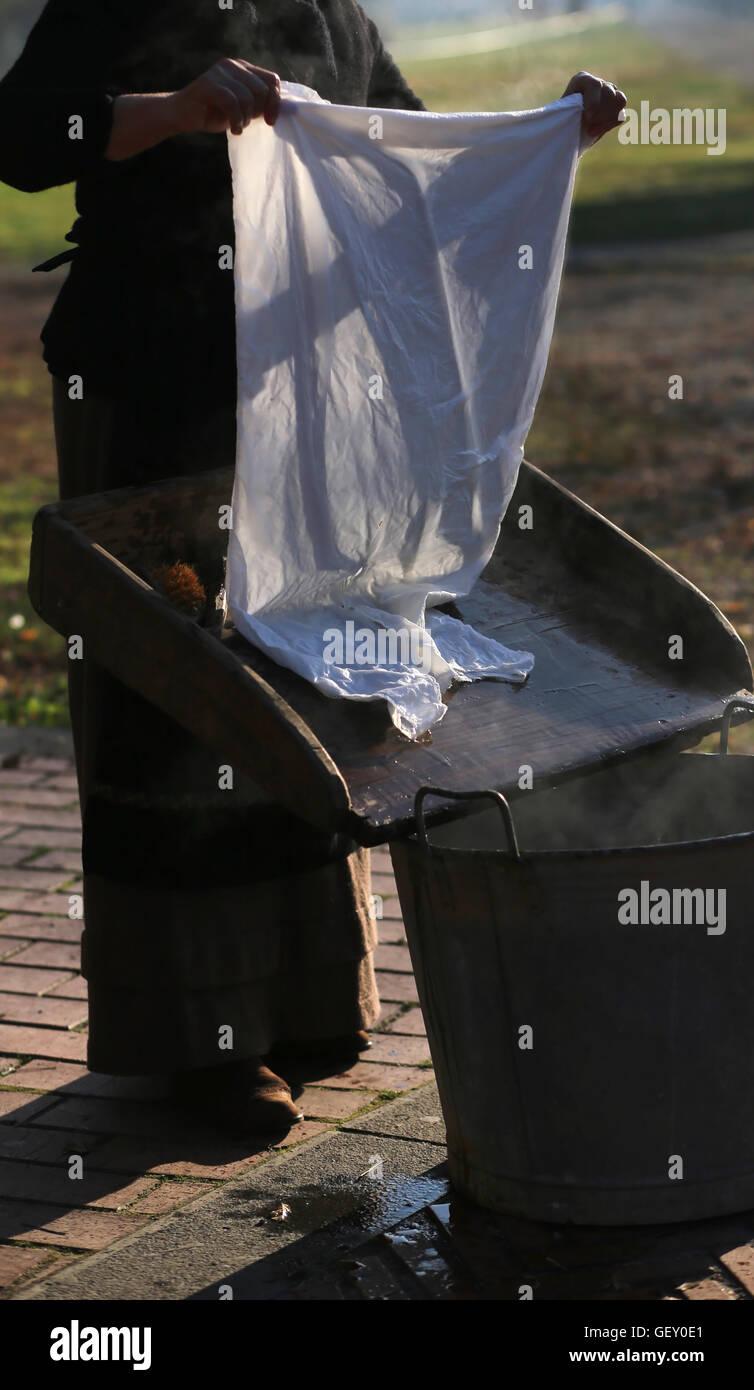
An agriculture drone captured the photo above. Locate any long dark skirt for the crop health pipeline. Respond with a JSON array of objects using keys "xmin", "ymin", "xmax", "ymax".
[{"xmin": 51, "ymin": 375, "xmax": 379, "ymax": 1075}]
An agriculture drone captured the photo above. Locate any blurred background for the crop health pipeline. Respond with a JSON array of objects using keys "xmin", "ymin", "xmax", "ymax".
[{"xmin": 0, "ymin": 0, "xmax": 752, "ymax": 740}]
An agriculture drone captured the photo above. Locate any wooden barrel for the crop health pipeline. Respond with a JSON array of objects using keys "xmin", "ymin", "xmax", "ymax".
[{"xmin": 390, "ymin": 701, "xmax": 754, "ymax": 1225}]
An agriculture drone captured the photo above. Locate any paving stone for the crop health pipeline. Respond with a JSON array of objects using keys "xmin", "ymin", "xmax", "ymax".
[
  {"xmin": 0, "ymin": 966, "xmax": 77, "ymax": 996},
  {"xmin": 7, "ymin": 1061, "xmax": 167, "ymax": 1100},
  {"xmin": 0, "ymin": 847, "xmax": 37, "ymax": 867},
  {"xmin": 0, "ymin": 827, "xmax": 18, "ymax": 840},
  {"xmin": 26, "ymin": 1096, "xmax": 183, "ymax": 1138},
  {"xmin": 0, "ymin": 890, "xmax": 75, "ymax": 915},
  {"xmin": 384, "ymin": 1007, "xmax": 426, "ymax": 1036},
  {"xmin": 5, "ymin": 829, "xmax": 81, "ymax": 849},
  {"xmin": 720, "ymin": 1244, "xmax": 754, "ymax": 1297},
  {"xmin": 0, "ymin": 788, "xmax": 78, "ymax": 809},
  {"xmin": 0, "ymin": 1198, "xmax": 149, "ymax": 1249},
  {"xmin": 0, "ymin": 771, "xmax": 45, "ymax": 788},
  {"xmin": 0, "ymin": 992, "xmax": 87, "ymax": 1029},
  {"xmin": 46, "ymin": 975, "xmax": 87, "ymax": 1000},
  {"xmin": 375, "ymin": 971, "xmax": 419, "ymax": 1004},
  {"xmin": 364, "ymin": 1034, "xmax": 430, "ymax": 1066},
  {"xmin": 269, "ymin": 1121, "xmax": 330, "ymax": 1151},
  {"xmin": 343, "ymin": 1081, "xmax": 444, "ymax": 1144},
  {"xmin": 379, "ymin": 899, "xmax": 404, "ymax": 922},
  {"xmin": 0, "ymin": 915, "xmax": 82, "ymax": 943},
  {"xmin": 43, "ymin": 776, "xmax": 79, "ymax": 792},
  {"xmin": 25, "ymin": 852, "xmax": 82, "ymax": 874},
  {"xmin": 0, "ymin": 1244, "xmax": 54, "ymax": 1288},
  {"xmin": 375, "ymin": 918, "xmax": 407, "ymax": 943},
  {"xmin": 0, "ymin": 1123, "xmax": 105, "ymax": 1162},
  {"xmin": 89, "ymin": 1137, "xmax": 289, "ymax": 1180},
  {"xmin": 298, "ymin": 1087, "xmax": 380, "ymax": 1120},
  {"xmin": 679, "ymin": 1275, "xmax": 742, "ymax": 1300},
  {"xmin": 0, "ymin": 1161, "xmax": 155, "ymax": 1210},
  {"xmin": 371, "ymin": 872, "xmax": 399, "ymax": 894},
  {"xmin": 374, "ymin": 944, "xmax": 413, "ymax": 973},
  {"xmin": 0, "ymin": 806, "xmax": 80, "ymax": 831},
  {"xmin": 0, "ymin": 868, "xmax": 73, "ymax": 892},
  {"xmin": 371, "ymin": 1003, "xmax": 403, "ymax": 1029},
  {"xmin": 0, "ymin": 1090, "xmax": 60, "ymax": 1121},
  {"xmin": 0, "ymin": 938, "xmax": 31, "ymax": 960},
  {"xmin": 301, "ymin": 1062, "xmax": 431, "ymax": 1092},
  {"xmin": 10, "ymin": 942, "xmax": 81, "ymax": 971},
  {"xmin": 0, "ymin": 1025, "xmax": 87, "ymax": 1062},
  {"xmin": 20, "ymin": 758, "xmax": 75, "ymax": 773},
  {"xmin": 128, "ymin": 1181, "xmax": 213, "ymax": 1215}
]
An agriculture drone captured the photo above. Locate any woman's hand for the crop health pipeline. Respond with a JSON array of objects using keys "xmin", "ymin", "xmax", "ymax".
[
  {"xmin": 562, "ymin": 71, "xmax": 627, "ymax": 144},
  {"xmin": 106, "ymin": 59, "xmax": 281, "ymax": 162},
  {"xmin": 169, "ymin": 58, "xmax": 281, "ymax": 136}
]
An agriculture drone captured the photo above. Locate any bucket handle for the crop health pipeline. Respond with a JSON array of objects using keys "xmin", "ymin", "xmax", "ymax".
[
  {"xmin": 414, "ymin": 786, "xmax": 521, "ymax": 859},
  {"xmin": 720, "ymin": 698, "xmax": 754, "ymax": 755}
]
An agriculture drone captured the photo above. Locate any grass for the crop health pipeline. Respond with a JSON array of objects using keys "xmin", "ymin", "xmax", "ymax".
[
  {"xmin": 400, "ymin": 20, "xmax": 754, "ymax": 241},
  {"xmin": 0, "ymin": 183, "xmax": 75, "ymax": 267}
]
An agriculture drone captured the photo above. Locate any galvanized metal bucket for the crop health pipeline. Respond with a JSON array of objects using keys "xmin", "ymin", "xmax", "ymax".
[{"xmin": 390, "ymin": 699, "xmax": 754, "ymax": 1226}]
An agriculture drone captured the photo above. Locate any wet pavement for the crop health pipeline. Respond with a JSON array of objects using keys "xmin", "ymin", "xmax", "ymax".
[{"xmin": 15, "ymin": 1080, "xmax": 754, "ymax": 1302}]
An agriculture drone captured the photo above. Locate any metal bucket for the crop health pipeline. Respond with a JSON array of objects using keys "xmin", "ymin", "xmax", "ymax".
[{"xmin": 390, "ymin": 699, "xmax": 754, "ymax": 1225}]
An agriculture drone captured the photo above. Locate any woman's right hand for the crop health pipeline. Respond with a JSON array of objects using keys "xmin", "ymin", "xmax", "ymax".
[
  {"xmin": 169, "ymin": 58, "xmax": 282, "ymax": 136},
  {"xmin": 106, "ymin": 60, "xmax": 282, "ymax": 161}
]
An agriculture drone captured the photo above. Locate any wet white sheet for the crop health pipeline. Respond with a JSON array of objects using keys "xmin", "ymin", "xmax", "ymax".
[{"xmin": 227, "ymin": 83, "xmax": 583, "ymax": 738}]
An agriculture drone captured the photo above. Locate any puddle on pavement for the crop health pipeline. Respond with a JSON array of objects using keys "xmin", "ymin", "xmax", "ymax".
[
  {"xmin": 223, "ymin": 1169, "xmax": 603, "ymax": 1298},
  {"xmin": 232, "ymin": 1172, "xmax": 448, "ymax": 1240},
  {"xmin": 381, "ymin": 1216, "xmax": 470, "ymax": 1297}
]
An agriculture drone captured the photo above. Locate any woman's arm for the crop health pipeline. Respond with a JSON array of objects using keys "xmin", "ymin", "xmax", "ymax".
[
  {"xmin": 0, "ymin": 1, "xmax": 281, "ymax": 191},
  {"xmin": 0, "ymin": 0, "xmax": 123, "ymax": 192},
  {"xmin": 105, "ymin": 61, "xmax": 281, "ymax": 162}
]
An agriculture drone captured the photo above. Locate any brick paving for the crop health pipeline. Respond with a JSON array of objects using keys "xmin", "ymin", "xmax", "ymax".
[
  {"xmin": 0, "ymin": 752, "xmax": 433, "ymax": 1296},
  {"xmin": 1, "ymin": 750, "xmax": 754, "ymax": 1302}
]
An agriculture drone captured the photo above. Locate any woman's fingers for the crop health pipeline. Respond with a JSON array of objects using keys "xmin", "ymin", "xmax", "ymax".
[
  {"xmin": 563, "ymin": 70, "xmax": 627, "ymax": 141},
  {"xmin": 174, "ymin": 59, "xmax": 283, "ymax": 136},
  {"xmin": 221, "ymin": 60, "xmax": 281, "ymax": 127},
  {"xmin": 208, "ymin": 82, "xmax": 246, "ymax": 136},
  {"xmin": 591, "ymin": 80, "xmax": 627, "ymax": 135},
  {"xmin": 264, "ymin": 75, "xmax": 282, "ymax": 127},
  {"xmin": 213, "ymin": 73, "xmax": 267, "ymax": 131}
]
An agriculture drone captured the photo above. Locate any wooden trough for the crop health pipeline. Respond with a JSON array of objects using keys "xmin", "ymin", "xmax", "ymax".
[{"xmin": 28, "ymin": 460, "xmax": 753, "ymax": 844}]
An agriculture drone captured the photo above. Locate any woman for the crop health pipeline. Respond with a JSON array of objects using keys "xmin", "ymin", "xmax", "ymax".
[{"xmin": 0, "ymin": 1, "xmax": 625, "ymax": 1135}]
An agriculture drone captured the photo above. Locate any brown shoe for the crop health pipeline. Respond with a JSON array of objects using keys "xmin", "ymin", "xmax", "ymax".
[{"xmin": 173, "ymin": 1058, "xmax": 303, "ymax": 1137}]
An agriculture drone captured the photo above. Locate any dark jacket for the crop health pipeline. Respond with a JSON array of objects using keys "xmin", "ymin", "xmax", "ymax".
[{"xmin": 0, "ymin": 0, "xmax": 424, "ymax": 404}]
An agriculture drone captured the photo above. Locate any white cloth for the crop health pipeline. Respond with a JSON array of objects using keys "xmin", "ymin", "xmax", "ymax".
[{"xmin": 227, "ymin": 84, "xmax": 583, "ymax": 739}]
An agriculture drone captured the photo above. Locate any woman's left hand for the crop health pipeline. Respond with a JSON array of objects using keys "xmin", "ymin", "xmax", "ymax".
[{"xmin": 562, "ymin": 71, "xmax": 627, "ymax": 144}]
